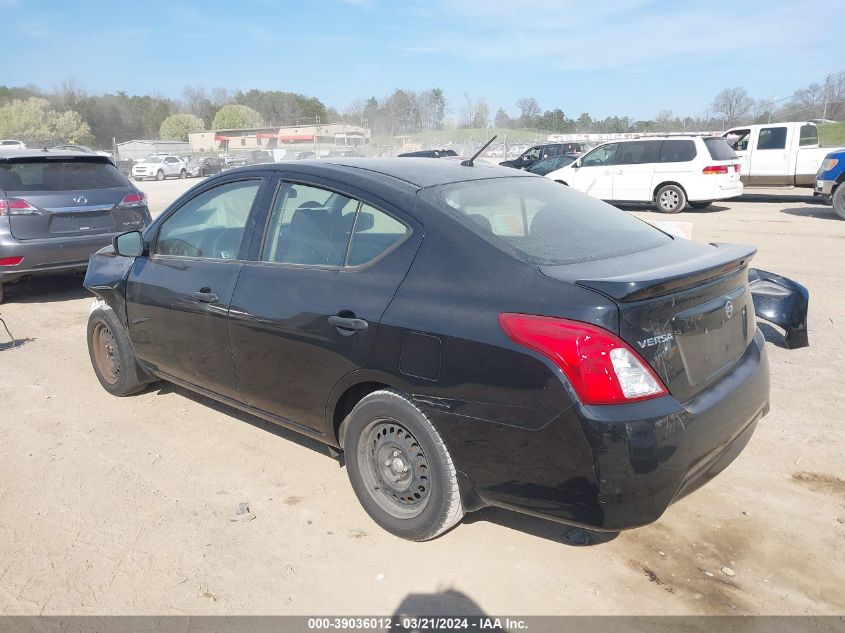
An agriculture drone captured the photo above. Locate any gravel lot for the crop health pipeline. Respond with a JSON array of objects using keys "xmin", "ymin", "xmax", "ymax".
[{"xmin": 0, "ymin": 178, "xmax": 843, "ymax": 615}]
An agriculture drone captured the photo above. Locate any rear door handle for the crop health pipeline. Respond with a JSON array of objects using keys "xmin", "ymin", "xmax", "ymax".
[
  {"xmin": 328, "ymin": 315, "xmax": 368, "ymax": 333},
  {"xmin": 192, "ymin": 290, "xmax": 219, "ymax": 303}
]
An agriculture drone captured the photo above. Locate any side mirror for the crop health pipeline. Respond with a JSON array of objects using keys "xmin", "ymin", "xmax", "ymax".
[
  {"xmin": 113, "ymin": 230, "xmax": 144, "ymax": 257},
  {"xmin": 574, "ymin": 159, "xmax": 582, "ymax": 168},
  {"xmin": 355, "ymin": 211, "xmax": 375, "ymax": 232}
]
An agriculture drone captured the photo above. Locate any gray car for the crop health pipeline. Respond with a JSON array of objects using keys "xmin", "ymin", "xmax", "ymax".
[{"xmin": 0, "ymin": 150, "xmax": 152, "ymax": 303}]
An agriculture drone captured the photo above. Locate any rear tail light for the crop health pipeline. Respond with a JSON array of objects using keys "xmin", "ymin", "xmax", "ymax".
[
  {"xmin": 499, "ymin": 313, "xmax": 668, "ymax": 405},
  {"xmin": 117, "ymin": 191, "xmax": 147, "ymax": 208},
  {"xmin": 0, "ymin": 256, "xmax": 24, "ymax": 266},
  {"xmin": 702, "ymin": 165, "xmax": 729, "ymax": 175},
  {"xmin": 0, "ymin": 197, "xmax": 40, "ymax": 216}
]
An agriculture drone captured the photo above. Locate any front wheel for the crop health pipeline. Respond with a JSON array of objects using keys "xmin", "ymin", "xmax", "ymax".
[
  {"xmin": 155, "ymin": 169, "xmax": 164, "ymax": 181},
  {"xmin": 179, "ymin": 169, "xmax": 186, "ymax": 179},
  {"xmin": 689, "ymin": 201, "xmax": 713, "ymax": 209},
  {"xmin": 655, "ymin": 184, "xmax": 687, "ymax": 213},
  {"xmin": 87, "ymin": 306, "xmax": 151, "ymax": 396},
  {"xmin": 833, "ymin": 185, "xmax": 845, "ymax": 220},
  {"xmin": 342, "ymin": 389, "xmax": 464, "ymax": 541}
]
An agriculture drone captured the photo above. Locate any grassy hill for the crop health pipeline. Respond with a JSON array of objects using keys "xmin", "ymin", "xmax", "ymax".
[{"xmin": 818, "ymin": 122, "xmax": 845, "ymax": 146}]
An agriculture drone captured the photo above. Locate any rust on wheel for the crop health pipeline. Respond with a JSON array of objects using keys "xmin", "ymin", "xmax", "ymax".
[{"xmin": 92, "ymin": 321, "xmax": 120, "ymax": 385}]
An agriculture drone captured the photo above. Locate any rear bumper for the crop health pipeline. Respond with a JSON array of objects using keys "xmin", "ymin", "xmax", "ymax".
[
  {"xmin": 687, "ymin": 179, "xmax": 743, "ymax": 202},
  {"xmin": 0, "ymin": 232, "xmax": 118, "ymax": 283},
  {"xmin": 424, "ymin": 329, "xmax": 769, "ymax": 531}
]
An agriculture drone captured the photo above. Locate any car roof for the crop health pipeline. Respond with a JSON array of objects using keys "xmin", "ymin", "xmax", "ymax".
[
  {"xmin": 0, "ymin": 148, "xmax": 111, "ymax": 162},
  {"xmin": 258, "ymin": 157, "xmax": 535, "ymax": 189}
]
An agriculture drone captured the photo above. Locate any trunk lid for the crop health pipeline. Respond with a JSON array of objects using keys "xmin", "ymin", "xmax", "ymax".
[{"xmin": 541, "ymin": 240, "xmax": 757, "ymax": 403}]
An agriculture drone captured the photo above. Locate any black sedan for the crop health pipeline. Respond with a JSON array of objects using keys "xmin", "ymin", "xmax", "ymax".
[
  {"xmin": 84, "ymin": 158, "xmax": 771, "ymax": 541},
  {"xmin": 186, "ymin": 156, "xmax": 224, "ymax": 178}
]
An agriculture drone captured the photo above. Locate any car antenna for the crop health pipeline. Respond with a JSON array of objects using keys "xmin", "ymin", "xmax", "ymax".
[{"xmin": 461, "ymin": 135, "xmax": 497, "ymax": 167}]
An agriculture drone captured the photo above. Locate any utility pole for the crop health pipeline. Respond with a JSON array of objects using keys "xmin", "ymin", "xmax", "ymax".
[{"xmin": 823, "ymin": 75, "xmax": 832, "ymax": 121}]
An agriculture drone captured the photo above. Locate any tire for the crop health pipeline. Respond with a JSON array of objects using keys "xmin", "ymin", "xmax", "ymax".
[
  {"xmin": 689, "ymin": 201, "xmax": 713, "ymax": 209},
  {"xmin": 342, "ymin": 389, "xmax": 464, "ymax": 541},
  {"xmin": 179, "ymin": 169, "xmax": 187, "ymax": 179},
  {"xmin": 87, "ymin": 306, "xmax": 150, "ymax": 396},
  {"xmin": 156, "ymin": 169, "xmax": 164, "ymax": 181},
  {"xmin": 833, "ymin": 185, "xmax": 845, "ymax": 220},
  {"xmin": 655, "ymin": 184, "xmax": 687, "ymax": 213},
  {"xmin": 199, "ymin": 169, "xmax": 206, "ymax": 178}
]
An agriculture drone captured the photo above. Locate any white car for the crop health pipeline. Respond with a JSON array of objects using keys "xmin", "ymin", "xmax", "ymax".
[
  {"xmin": 131, "ymin": 155, "xmax": 188, "ymax": 181},
  {"xmin": 545, "ymin": 136, "xmax": 743, "ymax": 213},
  {"xmin": 0, "ymin": 139, "xmax": 26, "ymax": 150}
]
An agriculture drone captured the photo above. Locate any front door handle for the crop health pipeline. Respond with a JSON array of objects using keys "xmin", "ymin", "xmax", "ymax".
[
  {"xmin": 328, "ymin": 314, "xmax": 368, "ymax": 333},
  {"xmin": 192, "ymin": 289, "xmax": 219, "ymax": 303}
]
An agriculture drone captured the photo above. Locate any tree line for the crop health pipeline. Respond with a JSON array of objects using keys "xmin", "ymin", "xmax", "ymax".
[{"xmin": 0, "ymin": 71, "xmax": 843, "ymax": 149}]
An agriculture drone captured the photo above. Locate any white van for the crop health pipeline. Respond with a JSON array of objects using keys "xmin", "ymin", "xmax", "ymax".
[{"xmin": 545, "ymin": 136, "xmax": 743, "ymax": 213}]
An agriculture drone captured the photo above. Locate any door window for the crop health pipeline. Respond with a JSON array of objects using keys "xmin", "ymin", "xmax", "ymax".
[
  {"xmin": 346, "ymin": 204, "xmax": 409, "ymax": 266},
  {"xmin": 658, "ymin": 140, "xmax": 696, "ymax": 163},
  {"xmin": 726, "ymin": 130, "xmax": 751, "ymax": 151},
  {"xmin": 757, "ymin": 127, "xmax": 787, "ymax": 150},
  {"xmin": 262, "ymin": 183, "xmax": 354, "ymax": 267},
  {"xmin": 155, "ymin": 179, "xmax": 260, "ymax": 259},
  {"xmin": 522, "ymin": 147, "xmax": 541, "ymax": 161},
  {"xmin": 616, "ymin": 141, "xmax": 661, "ymax": 165},
  {"xmin": 581, "ymin": 143, "xmax": 619, "ymax": 167},
  {"xmin": 799, "ymin": 124, "xmax": 819, "ymax": 147}
]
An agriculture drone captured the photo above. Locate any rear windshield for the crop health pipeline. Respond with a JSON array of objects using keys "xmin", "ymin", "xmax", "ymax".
[
  {"xmin": 420, "ymin": 177, "xmax": 671, "ymax": 265},
  {"xmin": 0, "ymin": 159, "xmax": 128, "ymax": 192},
  {"xmin": 703, "ymin": 138, "xmax": 737, "ymax": 161}
]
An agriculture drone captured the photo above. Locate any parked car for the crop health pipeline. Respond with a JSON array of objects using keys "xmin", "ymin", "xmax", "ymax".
[
  {"xmin": 0, "ymin": 140, "xmax": 26, "ymax": 150},
  {"xmin": 500, "ymin": 143, "xmax": 585, "ymax": 169},
  {"xmin": 722, "ymin": 122, "xmax": 843, "ymax": 187},
  {"xmin": 0, "ymin": 150, "xmax": 151, "ymax": 303},
  {"xmin": 814, "ymin": 149, "xmax": 845, "ymax": 219},
  {"xmin": 131, "ymin": 155, "xmax": 187, "ymax": 181},
  {"xmin": 398, "ymin": 149, "xmax": 459, "ymax": 158},
  {"xmin": 524, "ymin": 154, "xmax": 576, "ymax": 175},
  {"xmin": 186, "ymin": 157, "xmax": 224, "ymax": 178},
  {"xmin": 546, "ymin": 136, "xmax": 743, "ymax": 213},
  {"xmin": 85, "ymin": 158, "xmax": 773, "ymax": 541},
  {"xmin": 226, "ymin": 150, "xmax": 273, "ymax": 169}
]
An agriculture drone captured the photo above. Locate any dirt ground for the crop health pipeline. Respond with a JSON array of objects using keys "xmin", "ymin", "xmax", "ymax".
[{"xmin": 0, "ymin": 178, "xmax": 843, "ymax": 616}]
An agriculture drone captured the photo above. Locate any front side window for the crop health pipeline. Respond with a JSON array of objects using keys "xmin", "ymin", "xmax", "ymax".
[
  {"xmin": 155, "ymin": 179, "xmax": 260, "ymax": 259},
  {"xmin": 522, "ymin": 147, "xmax": 541, "ymax": 161},
  {"xmin": 422, "ymin": 176, "xmax": 669, "ymax": 265},
  {"xmin": 757, "ymin": 127, "xmax": 787, "ymax": 150},
  {"xmin": 658, "ymin": 140, "xmax": 696, "ymax": 163},
  {"xmin": 617, "ymin": 141, "xmax": 660, "ymax": 165},
  {"xmin": 581, "ymin": 143, "xmax": 619, "ymax": 167}
]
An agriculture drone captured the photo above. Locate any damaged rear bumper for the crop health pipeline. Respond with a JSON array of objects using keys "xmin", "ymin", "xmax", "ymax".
[{"xmin": 749, "ymin": 268, "xmax": 809, "ymax": 349}]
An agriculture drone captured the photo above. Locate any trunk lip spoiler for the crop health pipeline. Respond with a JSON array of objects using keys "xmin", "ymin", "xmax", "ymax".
[{"xmin": 540, "ymin": 242, "xmax": 757, "ymax": 303}]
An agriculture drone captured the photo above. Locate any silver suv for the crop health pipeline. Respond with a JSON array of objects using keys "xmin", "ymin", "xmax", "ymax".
[{"xmin": 0, "ymin": 150, "xmax": 151, "ymax": 303}]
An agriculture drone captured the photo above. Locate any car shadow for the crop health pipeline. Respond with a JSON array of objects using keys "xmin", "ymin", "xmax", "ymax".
[
  {"xmin": 148, "ymin": 381, "xmax": 339, "ymax": 461},
  {"xmin": 780, "ymin": 206, "xmax": 842, "ymax": 220},
  {"xmin": 737, "ymin": 192, "xmax": 822, "ymax": 204},
  {"xmin": 616, "ymin": 203, "xmax": 729, "ymax": 214},
  {"xmin": 462, "ymin": 506, "xmax": 619, "ymax": 546},
  {"xmin": 392, "ymin": 589, "xmax": 487, "ymax": 619},
  {"xmin": 3, "ymin": 274, "xmax": 90, "ymax": 304}
]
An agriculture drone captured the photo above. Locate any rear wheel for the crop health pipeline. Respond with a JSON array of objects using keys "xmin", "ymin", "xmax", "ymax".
[
  {"xmin": 87, "ymin": 306, "xmax": 151, "ymax": 396},
  {"xmin": 343, "ymin": 389, "xmax": 464, "ymax": 541},
  {"xmin": 689, "ymin": 201, "xmax": 713, "ymax": 209},
  {"xmin": 156, "ymin": 169, "xmax": 164, "ymax": 181},
  {"xmin": 833, "ymin": 185, "xmax": 845, "ymax": 220},
  {"xmin": 655, "ymin": 184, "xmax": 687, "ymax": 213}
]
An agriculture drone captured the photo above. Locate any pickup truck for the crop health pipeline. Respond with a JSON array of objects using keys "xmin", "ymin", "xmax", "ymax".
[
  {"xmin": 722, "ymin": 121, "xmax": 842, "ymax": 187},
  {"xmin": 815, "ymin": 149, "xmax": 845, "ymax": 219}
]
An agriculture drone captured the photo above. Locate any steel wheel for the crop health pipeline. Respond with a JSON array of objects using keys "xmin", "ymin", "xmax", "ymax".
[
  {"xmin": 357, "ymin": 419, "xmax": 431, "ymax": 519},
  {"xmin": 92, "ymin": 321, "xmax": 120, "ymax": 385}
]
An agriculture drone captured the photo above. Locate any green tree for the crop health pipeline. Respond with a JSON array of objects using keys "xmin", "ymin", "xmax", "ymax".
[
  {"xmin": 0, "ymin": 97, "xmax": 91, "ymax": 144},
  {"xmin": 159, "ymin": 113, "xmax": 205, "ymax": 141},
  {"xmin": 212, "ymin": 104, "xmax": 264, "ymax": 130}
]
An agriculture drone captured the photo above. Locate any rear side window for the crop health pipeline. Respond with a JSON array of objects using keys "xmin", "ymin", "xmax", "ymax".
[
  {"xmin": 616, "ymin": 141, "xmax": 660, "ymax": 165},
  {"xmin": 757, "ymin": 127, "xmax": 787, "ymax": 150},
  {"xmin": 0, "ymin": 159, "xmax": 128, "ymax": 192},
  {"xmin": 346, "ymin": 204, "xmax": 409, "ymax": 266},
  {"xmin": 799, "ymin": 124, "xmax": 819, "ymax": 147},
  {"xmin": 421, "ymin": 177, "xmax": 670, "ymax": 266},
  {"xmin": 658, "ymin": 140, "xmax": 696, "ymax": 163},
  {"xmin": 703, "ymin": 138, "xmax": 738, "ymax": 160}
]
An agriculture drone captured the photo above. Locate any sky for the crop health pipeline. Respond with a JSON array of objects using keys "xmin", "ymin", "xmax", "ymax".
[{"xmin": 3, "ymin": 0, "xmax": 843, "ymax": 121}]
